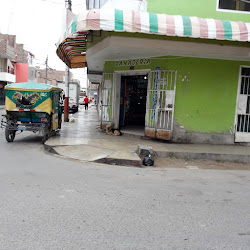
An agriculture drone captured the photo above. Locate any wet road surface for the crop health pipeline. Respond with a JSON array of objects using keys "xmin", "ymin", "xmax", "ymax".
[{"xmin": 0, "ymin": 108, "xmax": 250, "ymax": 250}]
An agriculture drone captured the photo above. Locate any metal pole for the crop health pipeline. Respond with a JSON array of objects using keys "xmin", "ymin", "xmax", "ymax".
[
  {"xmin": 45, "ymin": 55, "xmax": 48, "ymax": 84},
  {"xmin": 86, "ymin": 0, "xmax": 89, "ymax": 10},
  {"xmin": 64, "ymin": 0, "xmax": 72, "ymax": 122}
]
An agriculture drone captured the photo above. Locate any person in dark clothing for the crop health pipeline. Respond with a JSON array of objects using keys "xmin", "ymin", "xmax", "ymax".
[{"xmin": 84, "ymin": 96, "xmax": 89, "ymax": 110}]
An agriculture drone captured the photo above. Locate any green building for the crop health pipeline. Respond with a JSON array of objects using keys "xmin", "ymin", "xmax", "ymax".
[{"xmin": 57, "ymin": 0, "xmax": 250, "ymax": 144}]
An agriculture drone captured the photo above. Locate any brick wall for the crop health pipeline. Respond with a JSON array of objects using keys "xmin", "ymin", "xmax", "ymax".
[
  {"xmin": 0, "ymin": 34, "xmax": 16, "ymax": 60},
  {"xmin": 37, "ymin": 69, "xmax": 73, "ymax": 86},
  {"xmin": 16, "ymin": 44, "xmax": 29, "ymax": 63},
  {"xmin": 0, "ymin": 32, "xmax": 32, "ymax": 64}
]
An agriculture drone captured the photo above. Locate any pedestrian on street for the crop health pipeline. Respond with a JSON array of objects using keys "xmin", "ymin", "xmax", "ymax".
[{"xmin": 84, "ymin": 96, "xmax": 89, "ymax": 110}]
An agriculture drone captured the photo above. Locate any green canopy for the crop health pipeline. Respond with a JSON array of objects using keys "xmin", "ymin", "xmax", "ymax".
[{"xmin": 5, "ymin": 82, "xmax": 62, "ymax": 92}]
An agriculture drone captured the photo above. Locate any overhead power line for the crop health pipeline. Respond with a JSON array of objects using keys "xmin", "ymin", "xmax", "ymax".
[
  {"xmin": 39, "ymin": 0, "xmax": 84, "ymax": 6},
  {"xmin": 239, "ymin": 0, "xmax": 250, "ymax": 3},
  {"xmin": 40, "ymin": 0, "xmax": 64, "ymax": 4}
]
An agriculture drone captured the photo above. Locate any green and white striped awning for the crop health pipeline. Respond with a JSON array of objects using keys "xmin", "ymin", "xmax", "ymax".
[{"xmin": 56, "ymin": 8, "xmax": 250, "ymax": 68}]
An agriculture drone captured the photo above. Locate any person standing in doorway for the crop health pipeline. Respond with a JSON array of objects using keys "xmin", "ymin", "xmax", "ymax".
[{"xmin": 84, "ymin": 96, "xmax": 89, "ymax": 110}]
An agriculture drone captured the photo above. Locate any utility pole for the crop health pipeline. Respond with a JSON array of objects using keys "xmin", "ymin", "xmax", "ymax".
[
  {"xmin": 64, "ymin": 0, "xmax": 72, "ymax": 122},
  {"xmin": 45, "ymin": 55, "xmax": 48, "ymax": 84}
]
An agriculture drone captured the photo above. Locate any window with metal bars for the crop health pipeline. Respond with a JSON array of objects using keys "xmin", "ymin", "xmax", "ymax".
[
  {"xmin": 237, "ymin": 67, "xmax": 250, "ymax": 132},
  {"xmin": 218, "ymin": 0, "xmax": 250, "ymax": 12}
]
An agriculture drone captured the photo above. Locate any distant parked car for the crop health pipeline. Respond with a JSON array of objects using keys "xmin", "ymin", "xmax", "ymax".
[{"xmin": 79, "ymin": 96, "xmax": 85, "ymax": 105}]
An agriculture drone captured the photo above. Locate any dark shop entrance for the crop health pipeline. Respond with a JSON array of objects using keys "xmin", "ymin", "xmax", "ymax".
[{"xmin": 119, "ymin": 75, "xmax": 148, "ymax": 128}]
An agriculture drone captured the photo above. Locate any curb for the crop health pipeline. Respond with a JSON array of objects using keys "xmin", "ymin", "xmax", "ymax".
[
  {"xmin": 156, "ymin": 151, "xmax": 250, "ymax": 163},
  {"xmin": 121, "ymin": 131, "xmax": 148, "ymax": 140},
  {"xmin": 94, "ymin": 157, "xmax": 142, "ymax": 167},
  {"xmin": 44, "ymin": 142, "xmax": 250, "ymax": 166},
  {"xmin": 43, "ymin": 144, "xmax": 59, "ymax": 155},
  {"xmin": 44, "ymin": 143, "xmax": 143, "ymax": 167}
]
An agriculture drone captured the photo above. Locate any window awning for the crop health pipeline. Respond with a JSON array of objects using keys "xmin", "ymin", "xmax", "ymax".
[{"xmin": 56, "ymin": 8, "xmax": 250, "ymax": 68}]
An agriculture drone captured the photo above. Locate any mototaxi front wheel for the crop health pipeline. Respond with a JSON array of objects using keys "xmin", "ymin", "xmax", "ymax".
[{"xmin": 5, "ymin": 129, "xmax": 16, "ymax": 142}]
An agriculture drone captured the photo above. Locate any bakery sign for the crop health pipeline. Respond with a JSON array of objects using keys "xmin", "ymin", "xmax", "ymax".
[{"xmin": 115, "ymin": 58, "xmax": 151, "ymax": 67}]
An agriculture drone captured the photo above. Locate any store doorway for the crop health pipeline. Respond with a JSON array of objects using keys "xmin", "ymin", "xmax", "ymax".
[{"xmin": 119, "ymin": 75, "xmax": 148, "ymax": 130}]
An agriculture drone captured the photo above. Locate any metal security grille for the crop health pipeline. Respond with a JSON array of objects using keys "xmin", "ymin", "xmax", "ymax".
[
  {"xmin": 145, "ymin": 70, "xmax": 160, "ymax": 129},
  {"xmin": 156, "ymin": 70, "xmax": 177, "ymax": 131},
  {"xmin": 101, "ymin": 73, "xmax": 113, "ymax": 123},
  {"xmin": 145, "ymin": 69, "xmax": 177, "ymax": 140},
  {"xmin": 235, "ymin": 67, "xmax": 250, "ymax": 142}
]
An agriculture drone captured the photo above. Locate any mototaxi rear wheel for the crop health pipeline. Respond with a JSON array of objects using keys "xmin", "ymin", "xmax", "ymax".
[{"xmin": 5, "ymin": 129, "xmax": 16, "ymax": 142}]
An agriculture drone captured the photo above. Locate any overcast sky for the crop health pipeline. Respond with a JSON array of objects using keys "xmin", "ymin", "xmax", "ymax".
[{"xmin": 0, "ymin": 0, "xmax": 87, "ymax": 86}]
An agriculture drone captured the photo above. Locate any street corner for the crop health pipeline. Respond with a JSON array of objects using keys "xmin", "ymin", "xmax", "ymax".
[{"xmin": 46, "ymin": 144, "xmax": 114, "ymax": 162}]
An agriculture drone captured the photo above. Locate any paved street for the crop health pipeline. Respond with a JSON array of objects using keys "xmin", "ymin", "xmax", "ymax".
[{"xmin": 0, "ymin": 108, "xmax": 250, "ymax": 250}]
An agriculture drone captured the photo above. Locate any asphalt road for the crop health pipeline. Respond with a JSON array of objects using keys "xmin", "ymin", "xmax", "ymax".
[{"xmin": 0, "ymin": 109, "xmax": 250, "ymax": 250}]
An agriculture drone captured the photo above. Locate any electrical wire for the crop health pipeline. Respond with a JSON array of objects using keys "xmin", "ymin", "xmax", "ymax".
[
  {"xmin": 34, "ymin": 58, "xmax": 47, "ymax": 62},
  {"xmin": 239, "ymin": 0, "xmax": 250, "ymax": 3},
  {"xmin": 39, "ymin": 0, "xmax": 64, "ymax": 4},
  {"xmin": 39, "ymin": 0, "xmax": 85, "ymax": 6},
  {"xmin": 72, "ymin": 3, "xmax": 85, "ymax": 6}
]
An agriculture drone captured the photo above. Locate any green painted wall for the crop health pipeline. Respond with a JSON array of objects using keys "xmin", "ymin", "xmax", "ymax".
[
  {"xmin": 155, "ymin": 58, "xmax": 242, "ymax": 133},
  {"xmin": 147, "ymin": 0, "xmax": 250, "ymax": 22},
  {"xmin": 104, "ymin": 57, "xmax": 250, "ymax": 133}
]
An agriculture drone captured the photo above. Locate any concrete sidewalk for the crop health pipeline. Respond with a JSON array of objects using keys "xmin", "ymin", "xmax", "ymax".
[{"xmin": 44, "ymin": 105, "xmax": 250, "ymax": 166}]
